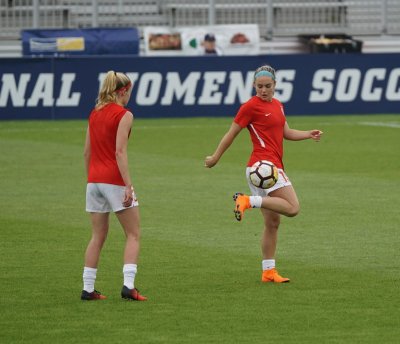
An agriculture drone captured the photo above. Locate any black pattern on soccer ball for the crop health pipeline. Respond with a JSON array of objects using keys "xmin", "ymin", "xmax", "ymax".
[{"xmin": 249, "ymin": 160, "xmax": 278, "ymax": 189}]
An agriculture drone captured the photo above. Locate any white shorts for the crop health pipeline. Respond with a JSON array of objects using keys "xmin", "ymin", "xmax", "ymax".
[
  {"xmin": 246, "ymin": 167, "xmax": 292, "ymax": 196},
  {"xmin": 86, "ymin": 183, "xmax": 139, "ymax": 213}
]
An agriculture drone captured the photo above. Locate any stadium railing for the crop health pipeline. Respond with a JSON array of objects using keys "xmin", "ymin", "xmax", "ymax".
[{"xmin": 0, "ymin": 0, "xmax": 399, "ymax": 40}]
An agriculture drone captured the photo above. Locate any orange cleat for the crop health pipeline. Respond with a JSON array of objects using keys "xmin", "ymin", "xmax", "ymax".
[
  {"xmin": 233, "ymin": 193, "xmax": 251, "ymax": 221},
  {"xmin": 121, "ymin": 286, "xmax": 147, "ymax": 301},
  {"xmin": 81, "ymin": 289, "xmax": 107, "ymax": 300},
  {"xmin": 261, "ymin": 268, "xmax": 290, "ymax": 283}
]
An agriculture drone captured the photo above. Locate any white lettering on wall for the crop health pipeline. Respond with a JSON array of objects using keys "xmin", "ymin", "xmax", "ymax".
[
  {"xmin": 386, "ymin": 68, "xmax": 400, "ymax": 101},
  {"xmin": 1, "ymin": 67, "xmax": 398, "ymax": 112},
  {"xmin": 126, "ymin": 73, "xmax": 139, "ymax": 86},
  {"xmin": 224, "ymin": 71, "xmax": 253, "ymax": 104},
  {"xmin": 27, "ymin": 73, "xmax": 54, "ymax": 107},
  {"xmin": 56, "ymin": 73, "xmax": 81, "ymax": 106},
  {"xmin": 198, "ymin": 72, "xmax": 226, "ymax": 105},
  {"xmin": 136, "ymin": 72, "xmax": 162, "ymax": 106},
  {"xmin": 0, "ymin": 73, "xmax": 31, "ymax": 107},
  {"xmin": 161, "ymin": 72, "xmax": 201, "ymax": 105},
  {"xmin": 309, "ymin": 67, "xmax": 400, "ymax": 103},
  {"xmin": 360, "ymin": 68, "xmax": 386, "ymax": 101},
  {"xmin": 335, "ymin": 69, "xmax": 361, "ymax": 102},
  {"xmin": 275, "ymin": 70, "xmax": 296, "ymax": 103},
  {"xmin": 309, "ymin": 69, "xmax": 336, "ymax": 102}
]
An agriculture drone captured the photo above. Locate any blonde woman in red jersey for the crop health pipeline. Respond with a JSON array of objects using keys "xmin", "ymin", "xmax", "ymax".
[
  {"xmin": 205, "ymin": 65, "xmax": 323, "ymax": 283},
  {"xmin": 81, "ymin": 71, "xmax": 146, "ymax": 301}
]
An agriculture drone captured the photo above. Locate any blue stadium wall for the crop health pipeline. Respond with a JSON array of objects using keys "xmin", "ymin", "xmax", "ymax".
[{"xmin": 0, "ymin": 53, "xmax": 399, "ymax": 120}]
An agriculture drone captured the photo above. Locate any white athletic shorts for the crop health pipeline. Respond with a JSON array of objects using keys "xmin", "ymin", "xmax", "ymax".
[
  {"xmin": 246, "ymin": 167, "xmax": 292, "ymax": 196},
  {"xmin": 86, "ymin": 183, "xmax": 139, "ymax": 213}
]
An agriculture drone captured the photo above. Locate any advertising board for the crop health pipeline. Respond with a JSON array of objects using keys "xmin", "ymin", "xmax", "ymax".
[{"xmin": 0, "ymin": 53, "xmax": 399, "ymax": 120}]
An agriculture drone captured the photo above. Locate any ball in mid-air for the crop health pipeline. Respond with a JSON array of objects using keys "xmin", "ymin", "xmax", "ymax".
[{"xmin": 249, "ymin": 160, "xmax": 278, "ymax": 189}]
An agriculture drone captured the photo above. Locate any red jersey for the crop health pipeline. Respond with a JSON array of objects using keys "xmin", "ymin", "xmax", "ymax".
[
  {"xmin": 87, "ymin": 103, "xmax": 129, "ymax": 186},
  {"xmin": 234, "ymin": 96, "xmax": 286, "ymax": 169}
]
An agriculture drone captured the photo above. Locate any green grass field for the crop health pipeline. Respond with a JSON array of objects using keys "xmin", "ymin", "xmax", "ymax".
[{"xmin": 0, "ymin": 114, "xmax": 399, "ymax": 343}]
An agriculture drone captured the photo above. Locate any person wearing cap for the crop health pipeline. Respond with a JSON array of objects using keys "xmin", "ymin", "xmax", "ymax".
[
  {"xmin": 202, "ymin": 33, "xmax": 221, "ymax": 55},
  {"xmin": 81, "ymin": 71, "xmax": 147, "ymax": 301}
]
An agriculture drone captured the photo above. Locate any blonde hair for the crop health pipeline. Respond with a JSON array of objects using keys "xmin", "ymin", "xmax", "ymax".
[
  {"xmin": 254, "ymin": 65, "xmax": 276, "ymax": 81},
  {"xmin": 95, "ymin": 71, "xmax": 131, "ymax": 109}
]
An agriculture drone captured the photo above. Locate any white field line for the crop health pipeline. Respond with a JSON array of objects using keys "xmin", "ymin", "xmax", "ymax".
[
  {"xmin": 359, "ymin": 121, "xmax": 400, "ymax": 128},
  {"xmin": 310, "ymin": 121, "xmax": 400, "ymax": 128}
]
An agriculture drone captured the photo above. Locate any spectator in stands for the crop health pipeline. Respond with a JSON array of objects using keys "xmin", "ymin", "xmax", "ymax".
[
  {"xmin": 81, "ymin": 71, "xmax": 147, "ymax": 301},
  {"xmin": 202, "ymin": 33, "xmax": 221, "ymax": 55},
  {"xmin": 205, "ymin": 65, "xmax": 323, "ymax": 283}
]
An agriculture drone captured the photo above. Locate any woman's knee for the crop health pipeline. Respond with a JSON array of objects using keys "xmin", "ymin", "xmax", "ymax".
[
  {"xmin": 91, "ymin": 232, "xmax": 108, "ymax": 247},
  {"xmin": 126, "ymin": 228, "xmax": 141, "ymax": 241},
  {"xmin": 286, "ymin": 203, "xmax": 300, "ymax": 217},
  {"xmin": 264, "ymin": 214, "xmax": 281, "ymax": 231}
]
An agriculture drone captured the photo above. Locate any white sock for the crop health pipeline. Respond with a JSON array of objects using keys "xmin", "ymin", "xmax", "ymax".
[
  {"xmin": 249, "ymin": 196, "xmax": 262, "ymax": 208},
  {"xmin": 83, "ymin": 267, "xmax": 97, "ymax": 293},
  {"xmin": 123, "ymin": 264, "xmax": 137, "ymax": 290},
  {"xmin": 262, "ymin": 259, "xmax": 275, "ymax": 271}
]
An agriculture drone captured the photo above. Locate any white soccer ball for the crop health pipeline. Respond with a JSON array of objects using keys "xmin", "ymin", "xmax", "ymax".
[{"xmin": 249, "ymin": 160, "xmax": 278, "ymax": 189}]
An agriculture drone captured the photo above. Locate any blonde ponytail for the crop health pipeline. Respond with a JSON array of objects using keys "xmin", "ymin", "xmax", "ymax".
[{"xmin": 95, "ymin": 71, "xmax": 131, "ymax": 109}]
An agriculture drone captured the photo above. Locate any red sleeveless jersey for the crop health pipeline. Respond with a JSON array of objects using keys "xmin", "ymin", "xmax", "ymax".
[
  {"xmin": 87, "ymin": 103, "xmax": 128, "ymax": 186},
  {"xmin": 234, "ymin": 96, "xmax": 286, "ymax": 169}
]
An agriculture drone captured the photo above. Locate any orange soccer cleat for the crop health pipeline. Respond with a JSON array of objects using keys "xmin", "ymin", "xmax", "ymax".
[
  {"xmin": 81, "ymin": 289, "xmax": 107, "ymax": 300},
  {"xmin": 233, "ymin": 193, "xmax": 251, "ymax": 221},
  {"xmin": 261, "ymin": 268, "xmax": 290, "ymax": 283},
  {"xmin": 121, "ymin": 286, "xmax": 147, "ymax": 301}
]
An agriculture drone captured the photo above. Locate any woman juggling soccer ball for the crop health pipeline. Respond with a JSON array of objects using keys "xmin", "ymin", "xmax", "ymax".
[
  {"xmin": 205, "ymin": 65, "xmax": 323, "ymax": 283},
  {"xmin": 81, "ymin": 71, "xmax": 146, "ymax": 301}
]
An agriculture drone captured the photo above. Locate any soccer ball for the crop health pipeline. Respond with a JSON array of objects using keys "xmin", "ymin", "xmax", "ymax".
[{"xmin": 249, "ymin": 160, "xmax": 278, "ymax": 189}]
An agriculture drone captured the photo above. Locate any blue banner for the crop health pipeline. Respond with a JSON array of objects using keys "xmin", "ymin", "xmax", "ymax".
[
  {"xmin": 22, "ymin": 28, "xmax": 139, "ymax": 56},
  {"xmin": 0, "ymin": 53, "xmax": 399, "ymax": 120}
]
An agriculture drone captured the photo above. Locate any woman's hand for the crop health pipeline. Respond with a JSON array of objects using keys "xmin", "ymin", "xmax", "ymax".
[
  {"xmin": 309, "ymin": 130, "xmax": 323, "ymax": 142},
  {"xmin": 204, "ymin": 155, "xmax": 218, "ymax": 168},
  {"xmin": 204, "ymin": 122, "xmax": 242, "ymax": 168},
  {"xmin": 123, "ymin": 185, "xmax": 135, "ymax": 207}
]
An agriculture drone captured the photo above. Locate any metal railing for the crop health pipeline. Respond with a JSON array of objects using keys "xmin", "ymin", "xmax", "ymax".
[{"xmin": 1, "ymin": 0, "xmax": 399, "ymax": 39}]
